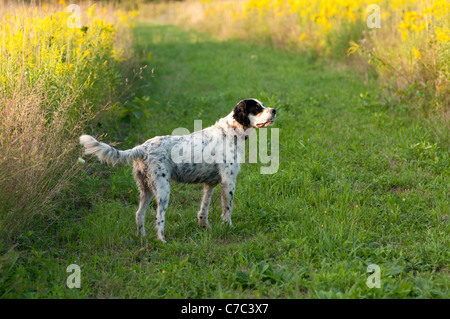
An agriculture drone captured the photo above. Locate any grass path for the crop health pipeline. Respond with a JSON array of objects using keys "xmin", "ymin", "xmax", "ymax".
[{"xmin": 1, "ymin": 24, "xmax": 448, "ymax": 298}]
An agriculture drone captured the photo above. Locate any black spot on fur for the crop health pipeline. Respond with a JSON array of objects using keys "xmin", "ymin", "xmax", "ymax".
[{"xmin": 233, "ymin": 100, "xmax": 250, "ymax": 127}]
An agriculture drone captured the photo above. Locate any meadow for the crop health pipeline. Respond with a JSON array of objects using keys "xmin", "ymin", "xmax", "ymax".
[
  {"xmin": 0, "ymin": 1, "xmax": 449, "ymax": 299},
  {"xmin": 143, "ymin": 0, "xmax": 449, "ymax": 110}
]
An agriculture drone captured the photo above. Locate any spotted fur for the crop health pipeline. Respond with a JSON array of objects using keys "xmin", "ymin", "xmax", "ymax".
[{"xmin": 80, "ymin": 99, "xmax": 276, "ymax": 242}]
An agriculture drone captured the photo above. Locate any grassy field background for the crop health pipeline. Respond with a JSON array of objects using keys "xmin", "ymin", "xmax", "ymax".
[{"xmin": 1, "ymin": 23, "xmax": 448, "ymax": 298}]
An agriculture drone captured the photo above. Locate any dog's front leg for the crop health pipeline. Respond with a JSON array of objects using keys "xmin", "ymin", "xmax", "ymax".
[
  {"xmin": 220, "ymin": 180, "xmax": 235, "ymax": 226},
  {"xmin": 198, "ymin": 183, "xmax": 215, "ymax": 228}
]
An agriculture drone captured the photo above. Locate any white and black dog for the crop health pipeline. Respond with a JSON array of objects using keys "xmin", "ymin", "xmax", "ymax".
[{"xmin": 80, "ymin": 98, "xmax": 276, "ymax": 242}]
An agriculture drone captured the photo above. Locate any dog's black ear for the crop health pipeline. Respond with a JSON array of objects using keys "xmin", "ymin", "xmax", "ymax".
[{"xmin": 233, "ymin": 100, "xmax": 250, "ymax": 127}]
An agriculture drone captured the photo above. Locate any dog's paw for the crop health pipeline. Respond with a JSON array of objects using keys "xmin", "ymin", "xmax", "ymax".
[
  {"xmin": 157, "ymin": 233, "xmax": 167, "ymax": 243},
  {"xmin": 198, "ymin": 215, "xmax": 210, "ymax": 229},
  {"xmin": 222, "ymin": 217, "xmax": 232, "ymax": 227}
]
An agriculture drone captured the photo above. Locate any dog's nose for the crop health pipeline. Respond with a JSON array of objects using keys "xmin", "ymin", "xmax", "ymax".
[{"xmin": 272, "ymin": 109, "xmax": 277, "ymax": 115}]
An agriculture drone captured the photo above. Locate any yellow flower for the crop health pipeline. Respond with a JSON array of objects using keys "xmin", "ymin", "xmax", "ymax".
[
  {"xmin": 412, "ymin": 47, "xmax": 421, "ymax": 60},
  {"xmin": 435, "ymin": 26, "xmax": 450, "ymax": 43},
  {"xmin": 87, "ymin": 4, "xmax": 96, "ymax": 19}
]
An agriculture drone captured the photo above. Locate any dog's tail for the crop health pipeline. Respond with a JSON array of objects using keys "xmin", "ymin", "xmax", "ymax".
[{"xmin": 79, "ymin": 135, "xmax": 144, "ymax": 165}]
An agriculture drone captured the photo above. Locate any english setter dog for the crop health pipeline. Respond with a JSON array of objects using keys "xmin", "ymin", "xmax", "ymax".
[{"xmin": 80, "ymin": 98, "xmax": 276, "ymax": 242}]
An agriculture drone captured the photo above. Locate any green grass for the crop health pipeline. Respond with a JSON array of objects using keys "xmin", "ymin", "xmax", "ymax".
[{"xmin": 1, "ymin": 24, "xmax": 449, "ymax": 298}]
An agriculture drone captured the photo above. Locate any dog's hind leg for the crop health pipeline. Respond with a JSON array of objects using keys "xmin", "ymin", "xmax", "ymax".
[
  {"xmin": 134, "ymin": 167, "xmax": 153, "ymax": 239},
  {"xmin": 153, "ymin": 177, "xmax": 170, "ymax": 243},
  {"xmin": 135, "ymin": 188, "xmax": 153, "ymax": 238},
  {"xmin": 198, "ymin": 183, "xmax": 216, "ymax": 228}
]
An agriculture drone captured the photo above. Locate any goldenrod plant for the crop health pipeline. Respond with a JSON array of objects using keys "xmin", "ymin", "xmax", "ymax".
[{"xmin": 0, "ymin": 1, "xmax": 139, "ymax": 240}]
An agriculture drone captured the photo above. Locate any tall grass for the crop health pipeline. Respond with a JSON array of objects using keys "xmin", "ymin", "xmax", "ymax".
[
  {"xmin": 140, "ymin": 0, "xmax": 449, "ymax": 110},
  {"xmin": 0, "ymin": 1, "xmax": 139, "ymax": 242}
]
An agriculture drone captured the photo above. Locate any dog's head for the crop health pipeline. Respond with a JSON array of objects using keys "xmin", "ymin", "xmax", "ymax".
[{"xmin": 232, "ymin": 99, "xmax": 277, "ymax": 128}]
